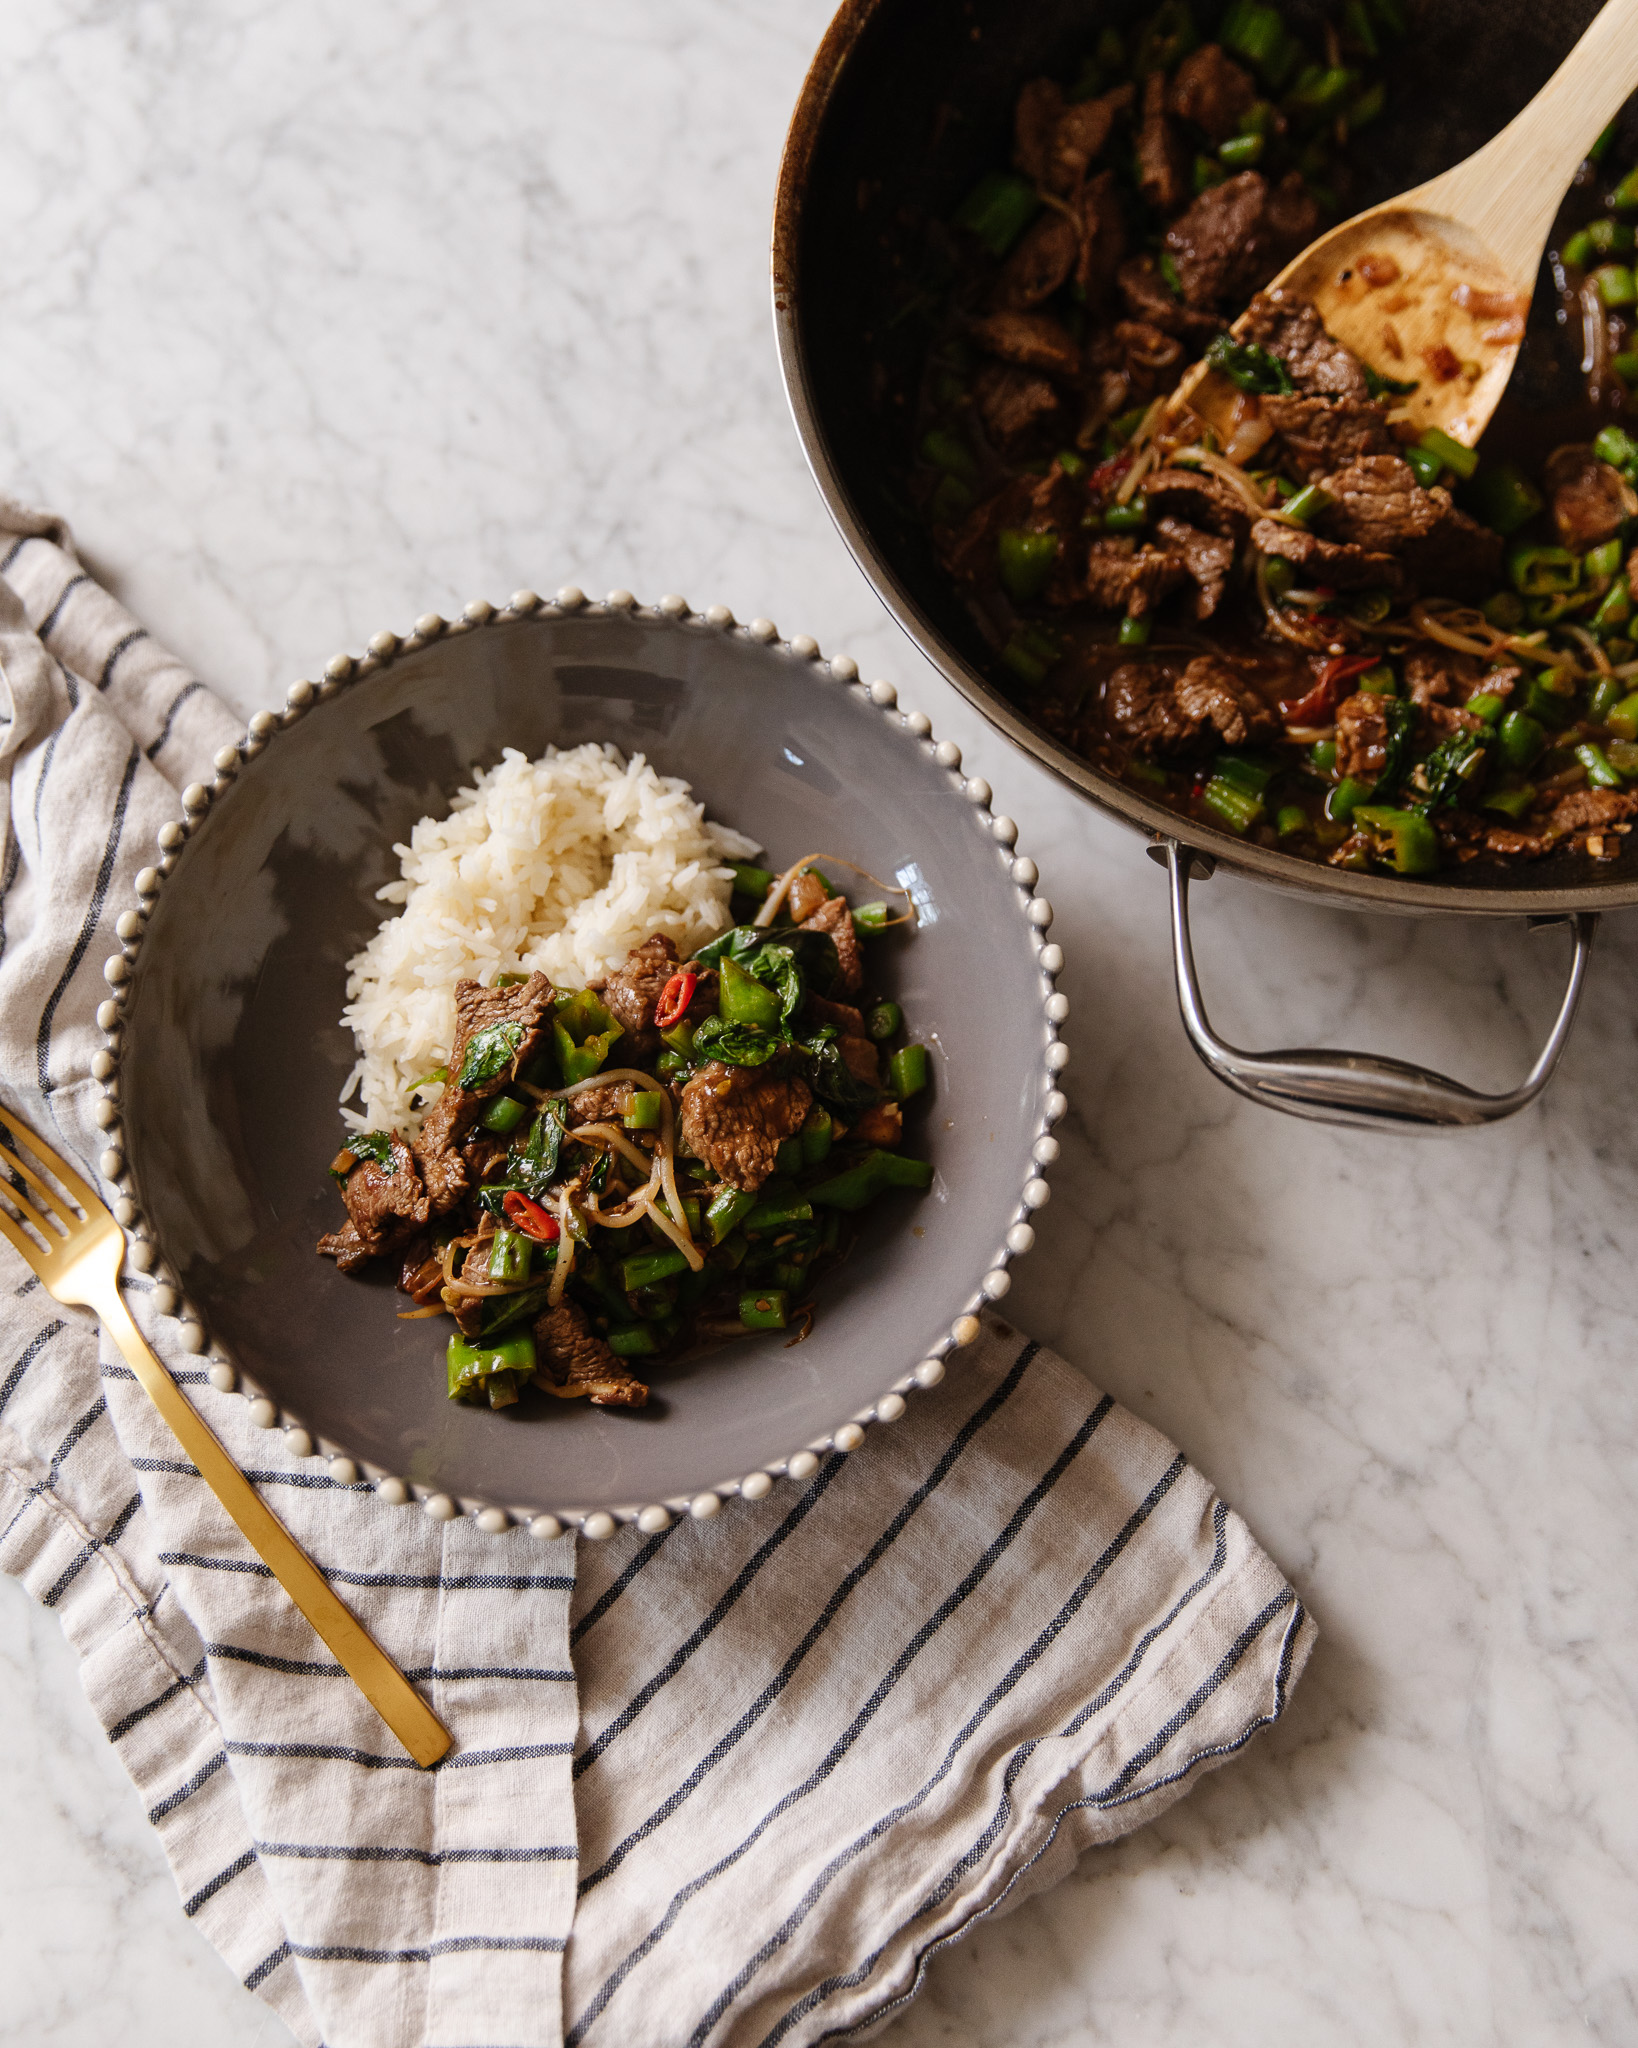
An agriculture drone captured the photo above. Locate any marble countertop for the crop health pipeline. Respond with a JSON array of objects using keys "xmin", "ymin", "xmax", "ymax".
[{"xmin": 3, "ymin": 2, "xmax": 1636, "ymax": 2042}]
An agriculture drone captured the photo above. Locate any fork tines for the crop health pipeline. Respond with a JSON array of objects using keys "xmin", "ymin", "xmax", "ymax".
[{"xmin": 0, "ymin": 1101, "xmax": 97, "ymax": 1263}]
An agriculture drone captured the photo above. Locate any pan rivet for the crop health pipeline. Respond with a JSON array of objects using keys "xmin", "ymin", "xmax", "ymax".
[
  {"xmin": 285, "ymin": 1428, "xmax": 313, "ymax": 1459},
  {"xmin": 328, "ymin": 1455, "xmax": 356, "ymax": 1483},
  {"xmin": 637, "ymin": 1505, "xmax": 671, "ymax": 1533},
  {"xmin": 870, "ymin": 680, "xmax": 897, "ymax": 707},
  {"xmin": 377, "ymin": 1477, "xmax": 409, "ymax": 1505},
  {"xmin": 530, "ymin": 1513, "xmax": 563, "ymax": 1541},
  {"xmin": 833, "ymin": 1423, "xmax": 865, "ymax": 1452},
  {"xmin": 247, "ymin": 1397, "xmax": 278, "ymax": 1429},
  {"xmin": 740, "ymin": 1472, "xmax": 773, "ymax": 1499},
  {"xmin": 1007, "ymin": 1223, "xmax": 1036, "ymax": 1255},
  {"xmin": 690, "ymin": 1492, "xmax": 722, "ymax": 1520},
  {"xmin": 477, "ymin": 1507, "xmax": 510, "ymax": 1534},
  {"xmin": 424, "ymin": 1493, "xmax": 457, "ymax": 1521},
  {"xmin": 1023, "ymin": 1178, "xmax": 1052, "ymax": 1209},
  {"xmin": 876, "ymin": 1393, "xmax": 906, "ymax": 1422},
  {"xmin": 582, "ymin": 1511, "xmax": 616, "ymax": 1539},
  {"xmin": 830, "ymin": 655, "xmax": 859, "ymax": 681},
  {"xmin": 208, "ymin": 1363, "xmax": 237, "ymax": 1393},
  {"xmin": 787, "ymin": 1450, "xmax": 819, "ymax": 1480},
  {"xmin": 915, "ymin": 1358, "xmax": 946, "ymax": 1388}
]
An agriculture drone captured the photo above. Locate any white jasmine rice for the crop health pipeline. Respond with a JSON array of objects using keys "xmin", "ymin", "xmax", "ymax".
[{"xmin": 339, "ymin": 743, "xmax": 759, "ymax": 1133}]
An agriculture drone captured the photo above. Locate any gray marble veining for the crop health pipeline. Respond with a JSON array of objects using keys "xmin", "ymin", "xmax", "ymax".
[{"xmin": 1, "ymin": 1, "xmax": 1636, "ymax": 2042}]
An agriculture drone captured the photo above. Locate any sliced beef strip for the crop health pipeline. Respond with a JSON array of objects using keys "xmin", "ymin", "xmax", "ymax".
[
  {"xmin": 1106, "ymin": 657, "xmax": 1274, "ymax": 753},
  {"xmin": 594, "ymin": 933, "xmax": 680, "ymax": 1057},
  {"xmin": 316, "ymin": 1222, "xmax": 373, "ymax": 1275},
  {"xmin": 806, "ymin": 993, "xmax": 866, "ymax": 1038},
  {"xmin": 1136, "ymin": 69, "xmax": 1190, "ymax": 215},
  {"xmin": 1115, "ymin": 255, "xmax": 1226, "ymax": 343},
  {"xmin": 1550, "ymin": 788, "xmax": 1638, "ymax": 833},
  {"xmin": 678, "ymin": 1062, "xmax": 813, "ymax": 1193},
  {"xmin": 1239, "ymin": 294, "xmax": 1372, "ymax": 400},
  {"xmin": 1075, "ymin": 169, "xmax": 1129, "ymax": 305},
  {"xmin": 1143, "ymin": 468, "xmax": 1251, "ymax": 541},
  {"xmin": 1544, "ymin": 444, "xmax": 1638, "ymax": 552},
  {"xmin": 411, "ymin": 970, "xmax": 556, "ymax": 1217},
  {"xmin": 1013, "ymin": 77, "xmax": 1065, "ymax": 185},
  {"xmin": 449, "ymin": 973, "xmax": 555, "ymax": 1096},
  {"xmin": 534, "ymin": 1298, "xmax": 648, "ymax": 1409},
  {"xmin": 1316, "ymin": 454, "xmax": 1507, "ymax": 599},
  {"xmin": 1156, "ymin": 518, "xmax": 1236, "ymax": 619},
  {"xmin": 1402, "ymin": 649, "xmax": 1482, "ymax": 706},
  {"xmin": 1317, "ymin": 455, "xmax": 1444, "ymax": 551},
  {"xmin": 1163, "ymin": 173, "xmax": 1319, "ymax": 311},
  {"xmin": 967, "ymin": 310, "xmax": 1081, "ymax": 382},
  {"xmin": 973, "ymin": 362, "xmax": 1066, "ymax": 457},
  {"xmin": 1334, "ymin": 690, "xmax": 1395, "ymax": 779},
  {"xmin": 838, "ymin": 1035, "xmax": 881, "ymax": 1087},
  {"xmin": 1252, "ymin": 517, "xmax": 1404, "ymax": 590},
  {"xmin": 995, "ymin": 208, "xmax": 1079, "ymax": 309},
  {"xmin": 413, "ymin": 1096, "xmax": 471, "ymax": 1217},
  {"xmin": 1105, "ymin": 663, "xmax": 1195, "ymax": 750},
  {"xmin": 317, "ymin": 1134, "xmax": 430, "ymax": 1270},
  {"xmin": 460, "ymin": 1130, "xmax": 512, "ymax": 1183},
  {"xmin": 1048, "ymin": 82, "xmax": 1133, "ymax": 192},
  {"xmin": 800, "ymin": 894, "xmax": 864, "ymax": 995},
  {"xmin": 564, "ymin": 1081, "xmax": 630, "ymax": 1128},
  {"xmin": 1167, "ymin": 43, "xmax": 1257, "ymax": 143},
  {"xmin": 1261, "ymin": 394, "xmax": 1399, "ymax": 481},
  {"xmin": 1172, "ymin": 655, "xmax": 1279, "ymax": 747},
  {"xmin": 1085, "ymin": 537, "xmax": 1190, "ymax": 617}
]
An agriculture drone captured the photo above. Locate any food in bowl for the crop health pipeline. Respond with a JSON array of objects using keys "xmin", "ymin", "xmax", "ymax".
[
  {"xmin": 900, "ymin": 4, "xmax": 1638, "ymax": 876},
  {"xmin": 316, "ymin": 744, "xmax": 930, "ymax": 1412}
]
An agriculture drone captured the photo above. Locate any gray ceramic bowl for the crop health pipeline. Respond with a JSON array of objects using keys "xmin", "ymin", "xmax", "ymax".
[{"xmin": 109, "ymin": 590, "xmax": 1065, "ymax": 1534}]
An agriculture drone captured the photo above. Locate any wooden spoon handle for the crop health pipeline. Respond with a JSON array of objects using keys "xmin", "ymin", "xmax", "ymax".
[{"xmin": 1407, "ymin": 0, "xmax": 1638, "ymax": 296}]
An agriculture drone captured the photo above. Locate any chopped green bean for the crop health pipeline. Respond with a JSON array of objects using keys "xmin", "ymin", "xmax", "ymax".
[
  {"xmin": 739, "ymin": 1289, "xmax": 789, "ymax": 1332},
  {"xmin": 1595, "ymin": 264, "xmax": 1638, "ymax": 308},
  {"xmin": 729, "ymin": 861, "xmax": 775, "ymax": 899},
  {"xmin": 606, "ymin": 1325, "xmax": 661, "ymax": 1358},
  {"xmin": 1508, "ymin": 545, "xmax": 1581, "ymax": 597},
  {"xmin": 853, "ymin": 901, "xmax": 893, "ymax": 933},
  {"xmin": 1118, "ymin": 616, "xmax": 1153, "ymax": 648},
  {"xmin": 1358, "ymin": 664, "xmax": 1398, "ymax": 696},
  {"xmin": 706, "ymin": 1186, "xmax": 757, "ymax": 1245},
  {"xmin": 1608, "ymin": 739, "xmax": 1638, "ymax": 775},
  {"xmin": 1404, "ymin": 445, "xmax": 1446, "ymax": 488},
  {"xmin": 1202, "ymin": 777, "xmax": 1264, "ymax": 833},
  {"xmin": 623, "ymin": 1088, "xmax": 663, "ymax": 1130},
  {"xmin": 1589, "ymin": 675, "xmax": 1626, "ymax": 725},
  {"xmin": 488, "ymin": 1228, "xmax": 532, "ymax": 1285},
  {"xmin": 1481, "ymin": 784, "xmax": 1537, "ymax": 821},
  {"xmin": 1586, "ymin": 538, "xmax": 1626, "ymax": 580},
  {"xmin": 1609, "ymin": 166, "xmax": 1638, "ymax": 214},
  {"xmin": 801, "ymin": 1105, "xmax": 835, "ymax": 1168},
  {"xmin": 1594, "ymin": 581, "xmax": 1632, "ymax": 638},
  {"xmin": 1327, "ymin": 777, "xmax": 1371, "ymax": 823},
  {"xmin": 1194, "ymin": 153, "xmax": 1228, "ymax": 193},
  {"xmin": 621, "ymin": 1247, "xmax": 690, "ymax": 1293},
  {"xmin": 774, "ymin": 1135, "xmax": 806, "ymax": 1177},
  {"xmin": 661, "ymin": 1020, "xmax": 697, "ymax": 1058},
  {"xmin": 1497, "ymin": 710, "xmax": 1549, "ymax": 770},
  {"xmin": 1417, "ymin": 428, "xmax": 1478, "ymax": 481},
  {"xmin": 743, "ymin": 1181, "xmax": 815, "ymax": 1234},
  {"xmin": 1102, "ymin": 499, "xmax": 1148, "ymax": 534},
  {"xmin": 1275, "ymin": 805, "xmax": 1308, "ymax": 838},
  {"xmin": 1282, "ymin": 483, "xmax": 1333, "ymax": 525},
  {"xmin": 998, "ymin": 528, "xmax": 1060, "ymax": 604},
  {"xmin": 1523, "ymin": 671, "xmax": 1579, "ymax": 728},
  {"xmin": 1465, "ymin": 691, "xmax": 1507, "ymax": 725},
  {"xmin": 479, "ymin": 1092, "xmax": 528, "ymax": 1135},
  {"xmin": 866, "ymin": 1000, "xmax": 902, "ymax": 1043},
  {"xmin": 1604, "ymin": 692, "xmax": 1638, "ymax": 741},
  {"xmin": 1311, "ymin": 738, "xmax": 1338, "ymax": 774},
  {"xmin": 1595, "ymin": 424, "xmax": 1638, "ymax": 469},
  {"xmin": 930, "ymin": 476, "xmax": 974, "ymax": 524},
  {"xmin": 920, "ymin": 430, "xmax": 979, "ymax": 482},
  {"xmin": 1577, "ymin": 741, "xmax": 1626, "ymax": 789},
  {"xmin": 889, "ymin": 1043, "xmax": 929, "ymax": 1098},
  {"xmin": 1219, "ymin": 132, "xmax": 1265, "ymax": 170}
]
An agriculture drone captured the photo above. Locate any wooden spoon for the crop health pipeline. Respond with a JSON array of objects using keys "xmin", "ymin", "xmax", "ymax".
[{"xmin": 1176, "ymin": 0, "xmax": 1638, "ymax": 449}]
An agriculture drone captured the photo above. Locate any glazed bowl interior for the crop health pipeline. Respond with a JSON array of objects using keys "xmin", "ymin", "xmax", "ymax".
[
  {"xmin": 118, "ymin": 610, "xmax": 1054, "ymax": 1518},
  {"xmin": 777, "ymin": 0, "xmax": 1638, "ymax": 915}
]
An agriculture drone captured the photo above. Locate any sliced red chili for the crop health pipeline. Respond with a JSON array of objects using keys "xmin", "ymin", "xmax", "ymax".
[
  {"xmin": 1278, "ymin": 652, "xmax": 1378, "ymax": 724},
  {"xmin": 502, "ymin": 1191, "xmax": 560, "ymax": 1243},
  {"xmin": 654, "ymin": 970, "xmax": 698, "ymax": 1030},
  {"xmin": 1089, "ymin": 452, "xmax": 1133, "ymax": 493}
]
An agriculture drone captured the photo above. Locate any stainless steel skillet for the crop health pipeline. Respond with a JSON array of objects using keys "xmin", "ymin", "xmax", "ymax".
[{"xmin": 773, "ymin": 0, "xmax": 1626, "ymax": 1128}]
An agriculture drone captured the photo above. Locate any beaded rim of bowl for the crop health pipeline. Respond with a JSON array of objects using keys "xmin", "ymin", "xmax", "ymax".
[{"xmin": 97, "ymin": 588, "xmax": 1067, "ymax": 1541}]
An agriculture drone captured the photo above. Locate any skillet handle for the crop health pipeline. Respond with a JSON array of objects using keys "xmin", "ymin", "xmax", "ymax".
[{"xmin": 1156, "ymin": 838, "xmax": 1598, "ymax": 1131}]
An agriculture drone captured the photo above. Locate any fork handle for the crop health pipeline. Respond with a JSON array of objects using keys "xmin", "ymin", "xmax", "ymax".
[{"xmin": 93, "ymin": 1282, "xmax": 451, "ymax": 1767}]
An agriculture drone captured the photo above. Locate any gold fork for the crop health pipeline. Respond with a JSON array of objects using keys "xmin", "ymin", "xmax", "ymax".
[{"xmin": 0, "ymin": 1099, "xmax": 450, "ymax": 1767}]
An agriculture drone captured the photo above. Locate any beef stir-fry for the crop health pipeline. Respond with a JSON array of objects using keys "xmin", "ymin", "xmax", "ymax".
[
  {"xmin": 317, "ymin": 858, "xmax": 931, "ymax": 1412},
  {"xmin": 907, "ymin": 4, "xmax": 1638, "ymax": 874}
]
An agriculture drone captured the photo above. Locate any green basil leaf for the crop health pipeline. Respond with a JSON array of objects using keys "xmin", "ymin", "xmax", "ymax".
[
  {"xmin": 507, "ymin": 1102, "xmax": 566, "ymax": 1200},
  {"xmin": 794, "ymin": 1027, "xmax": 881, "ymax": 1112},
  {"xmin": 692, "ymin": 1017, "xmax": 784, "ymax": 1067},
  {"xmin": 745, "ymin": 942, "xmax": 804, "ymax": 1023},
  {"xmin": 332, "ymin": 1130, "xmax": 395, "ymax": 1178},
  {"xmin": 459, "ymin": 1019, "xmax": 526, "ymax": 1089}
]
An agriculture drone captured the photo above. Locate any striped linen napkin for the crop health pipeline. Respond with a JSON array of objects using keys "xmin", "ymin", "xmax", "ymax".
[{"xmin": 0, "ymin": 498, "xmax": 1316, "ymax": 2048}]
